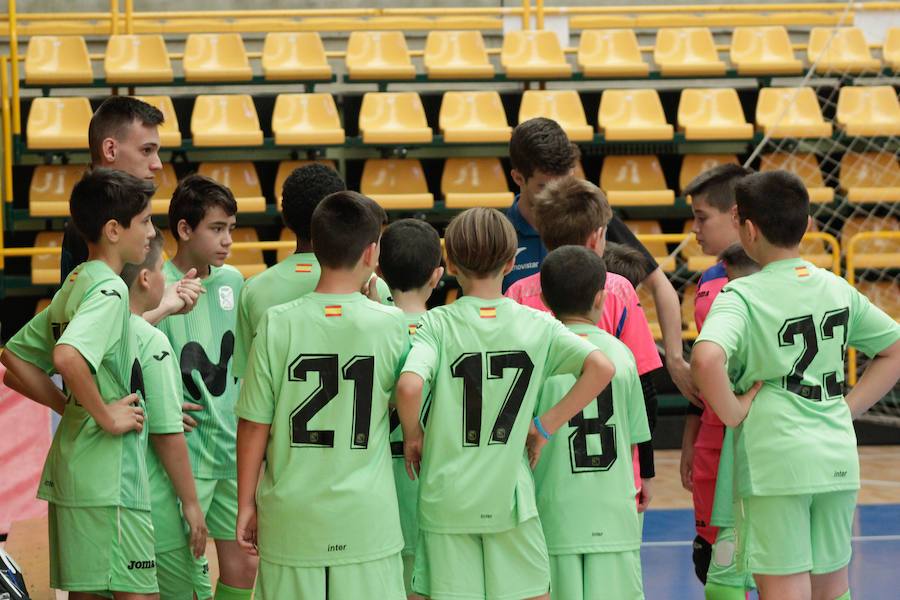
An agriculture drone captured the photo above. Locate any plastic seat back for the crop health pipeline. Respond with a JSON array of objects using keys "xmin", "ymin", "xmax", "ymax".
[
  {"xmin": 104, "ymin": 35, "xmax": 173, "ymax": 83},
  {"xmin": 26, "ymin": 35, "xmax": 93, "ymax": 85},
  {"xmin": 262, "ymin": 32, "xmax": 332, "ymax": 81},
  {"xmin": 598, "ymin": 89, "xmax": 674, "ymax": 141},
  {"xmin": 677, "ymin": 88, "xmax": 753, "ymax": 140},
  {"xmin": 439, "ymin": 91, "xmax": 511, "ymax": 143},
  {"xmin": 346, "ymin": 31, "xmax": 416, "ymax": 80},
  {"xmin": 755, "ymin": 87, "xmax": 833, "ymax": 138},
  {"xmin": 730, "ymin": 26, "xmax": 802, "ymax": 75},
  {"xmin": 807, "ymin": 27, "xmax": 881, "ymax": 73},
  {"xmin": 29, "ymin": 164, "xmax": 88, "ymax": 217},
  {"xmin": 183, "ymin": 33, "xmax": 252, "ymax": 82},
  {"xmin": 839, "ymin": 153, "xmax": 900, "ymax": 203},
  {"xmin": 577, "ymin": 29, "xmax": 648, "ymax": 77},
  {"xmin": 501, "ymin": 30, "xmax": 572, "ymax": 79},
  {"xmin": 835, "ymin": 86, "xmax": 900, "ymax": 137},
  {"xmin": 358, "ymin": 92, "xmax": 432, "ymax": 145},
  {"xmin": 360, "ymin": 159, "xmax": 434, "ymax": 209},
  {"xmin": 272, "ymin": 93, "xmax": 344, "ymax": 146},
  {"xmin": 424, "ymin": 31, "xmax": 493, "ymax": 79},
  {"xmin": 518, "ymin": 90, "xmax": 593, "ymax": 142},
  {"xmin": 653, "ymin": 28, "xmax": 725, "ymax": 76},
  {"xmin": 197, "ymin": 162, "xmax": 266, "ymax": 213},
  {"xmin": 27, "ymin": 97, "xmax": 92, "ymax": 150},
  {"xmin": 600, "ymin": 155, "xmax": 675, "ymax": 207},
  {"xmin": 191, "ymin": 95, "xmax": 263, "ymax": 147},
  {"xmin": 442, "ymin": 158, "xmax": 513, "ymax": 209}
]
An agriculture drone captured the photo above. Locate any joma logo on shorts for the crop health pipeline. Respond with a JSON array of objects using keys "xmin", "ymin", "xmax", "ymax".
[
  {"xmin": 127, "ymin": 560, "xmax": 156, "ymax": 570},
  {"xmin": 327, "ymin": 544, "xmax": 346, "ymax": 552},
  {"xmin": 834, "ymin": 470, "xmax": 847, "ymax": 478}
]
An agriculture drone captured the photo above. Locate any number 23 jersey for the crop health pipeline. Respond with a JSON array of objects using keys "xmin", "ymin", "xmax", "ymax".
[
  {"xmin": 697, "ymin": 258, "xmax": 900, "ymax": 497},
  {"xmin": 402, "ymin": 296, "xmax": 597, "ymax": 534}
]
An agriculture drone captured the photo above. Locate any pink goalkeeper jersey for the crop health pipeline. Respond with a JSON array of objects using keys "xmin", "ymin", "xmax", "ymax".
[
  {"xmin": 694, "ymin": 261, "xmax": 729, "ymax": 442},
  {"xmin": 505, "ymin": 272, "xmax": 662, "ymax": 376}
]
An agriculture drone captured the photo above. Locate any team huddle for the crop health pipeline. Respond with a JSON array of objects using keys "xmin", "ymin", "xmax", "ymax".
[{"xmin": 2, "ymin": 96, "xmax": 899, "ymax": 600}]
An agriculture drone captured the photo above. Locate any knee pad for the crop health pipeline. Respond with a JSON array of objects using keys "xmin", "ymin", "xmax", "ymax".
[{"xmin": 693, "ymin": 535, "xmax": 712, "ymax": 584}]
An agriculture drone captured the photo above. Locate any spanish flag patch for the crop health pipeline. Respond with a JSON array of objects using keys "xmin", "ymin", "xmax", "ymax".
[
  {"xmin": 408, "ymin": 324, "xmax": 418, "ymax": 335},
  {"xmin": 324, "ymin": 305, "xmax": 342, "ymax": 318},
  {"xmin": 795, "ymin": 266, "xmax": 810, "ymax": 278},
  {"xmin": 479, "ymin": 307, "xmax": 497, "ymax": 319},
  {"xmin": 68, "ymin": 272, "xmax": 78, "ymax": 283},
  {"xmin": 578, "ymin": 333, "xmax": 589, "ymax": 339},
  {"xmin": 295, "ymin": 263, "xmax": 313, "ymax": 273}
]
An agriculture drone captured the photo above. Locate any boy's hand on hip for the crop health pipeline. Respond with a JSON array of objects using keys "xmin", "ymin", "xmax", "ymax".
[{"xmin": 99, "ymin": 394, "xmax": 144, "ymax": 435}]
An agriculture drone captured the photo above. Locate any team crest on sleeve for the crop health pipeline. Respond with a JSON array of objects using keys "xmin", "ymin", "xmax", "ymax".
[{"xmin": 218, "ymin": 286, "xmax": 235, "ymax": 311}]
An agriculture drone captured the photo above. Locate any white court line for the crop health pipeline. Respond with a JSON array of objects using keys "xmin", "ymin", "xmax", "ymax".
[
  {"xmin": 860, "ymin": 479, "xmax": 900, "ymax": 487},
  {"xmin": 642, "ymin": 535, "xmax": 900, "ymax": 548}
]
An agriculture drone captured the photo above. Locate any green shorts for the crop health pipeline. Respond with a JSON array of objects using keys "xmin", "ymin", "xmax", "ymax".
[
  {"xmin": 705, "ymin": 527, "xmax": 755, "ymax": 590},
  {"xmin": 403, "ymin": 553, "xmax": 415, "ymax": 596},
  {"xmin": 196, "ymin": 477, "xmax": 238, "ymax": 540},
  {"xmin": 255, "ymin": 553, "xmax": 406, "ymax": 600},
  {"xmin": 156, "ymin": 546, "xmax": 195, "ymax": 599},
  {"xmin": 192, "ymin": 553, "xmax": 213, "ymax": 600},
  {"xmin": 738, "ymin": 490, "xmax": 857, "ymax": 576},
  {"xmin": 549, "ymin": 550, "xmax": 643, "ymax": 600},
  {"xmin": 48, "ymin": 504, "xmax": 158, "ymax": 595},
  {"xmin": 412, "ymin": 517, "xmax": 550, "ymax": 600}
]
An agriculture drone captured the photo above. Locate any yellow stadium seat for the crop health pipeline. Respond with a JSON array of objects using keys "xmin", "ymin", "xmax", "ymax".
[
  {"xmin": 681, "ymin": 221, "xmax": 713, "ymax": 272},
  {"xmin": 439, "ymin": 91, "xmax": 511, "ymax": 144},
  {"xmin": 346, "ymin": 31, "xmax": 416, "ymax": 80},
  {"xmin": 261, "ymin": 32, "xmax": 332, "ymax": 81},
  {"xmin": 835, "ymin": 86, "xmax": 900, "ymax": 137},
  {"xmin": 358, "ymin": 92, "xmax": 432, "ymax": 145},
  {"xmin": 190, "ymin": 95, "xmax": 263, "ymax": 147},
  {"xmin": 577, "ymin": 29, "xmax": 649, "ymax": 78},
  {"xmin": 760, "ymin": 153, "xmax": 834, "ymax": 204},
  {"xmin": 856, "ymin": 281, "xmax": 900, "ymax": 321},
  {"xmin": 274, "ymin": 159, "xmax": 338, "ymax": 211},
  {"xmin": 227, "ymin": 228, "xmax": 266, "ymax": 279},
  {"xmin": 519, "ymin": 90, "xmax": 593, "ymax": 142},
  {"xmin": 885, "ymin": 28, "xmax": 900, "ymax": 72},
  {"xmin": 150, "ymin": 163, "xmax": 178, "ymax": 215},
  {"xmin": 625, "ymin": 219, "xmax": 676, "ymax": 272},
  {"xmin": 636, "ymin": 285, "xmax": 661, "ymax": 340},
  {"xmin": 799, "ymin": 221, "xmax": 834, "ymax": 269},
  {"xmin": 32, "ymin": 231, "xmax": 63, "ymax": 286},
  {"xmin": 501, "ymin": 30, "xmax": 572, "ymax": 79},
  {"xmin": 677, "ymin": 88, "xmax": 753, "ymax": 140},
  {"xmin": 360, "ymin": 159, "xmax": 434, "ymax": 210},
  {"xmin": 679, "ymin": 155, "xmax": 740, "ymax": 195},
  {"xmin": 197, "ymin": 162, "xmax": 266, "ymax": 213},
  {"xmin": 842, "ymin": 216, "xmax": 900, "ymax": 269},
  {"xmin": 134, "ymin": 96, "xmax": 181, "ymax": 147},
  {"xmin": 104, "ymin": 35, "xmax": 173, "ymax": 84},
  {"xmin": 424, "ymin": 31, "xmax": 494, "ymax": 79},
  {"xmin": 25, "ymin": 36, "xmax": 93, "ymax": 85},
  {"xmin": 681, "ymin": 283, "xmax": 698, "ymax": 338},
  {"xmin": 35, "ymin": 298, "xmax": 51, "ymax": 316},
  {"xmin": 29, "ymin": 164, "xmax": 87, "ymax": 217},
  {"xmin": 600, "ymin": 155, "xmax": 675, "ymax": 207},
  {"xmin": 27, "ymin": 97, "xmax": 92, "ymax": 150},
  {"xmin": 729, "ymin": 26, "xmax": 803, "ymax": 75},
  {"xmin": 272, "ymin": 94, "xmax": 345, "ymax": 146},
  {"xmin": 598, "ymin": 89, "xmax": 673, "ymax": 142},
  {"xmin": 839, "ymin": 152, "xmax": 900, "ymax": 203},
  {"xmin": 161, "ymin": 230, "xmax": 177, "ymax": 259},
  {"xmin": 277, "ymin": 227, "xmax": 294, "ymax": 262},
  {"xmin": 442, "ymin": 158, "xmax": 513, "ymax": 209},
  {"xmin": 653, "ymin": 28, "xmax": 726, "ymax": 77},
  {"xmin": 755, "ymin": 87, "xmax": 833, "ymax": 139},
  {"xmin": 807, "ymin": 27, "xmax": 881, "ymax": 74},
  {"xmin": 183, "ymin": 33, "xmax": 252, "ymax": 82},
  {"xmin": 573, "ymin": 160, "xmax": 586, "ymax": 181}
]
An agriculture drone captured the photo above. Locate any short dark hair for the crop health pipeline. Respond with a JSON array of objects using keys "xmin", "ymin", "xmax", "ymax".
[
  {"xmin": 69, "ymin": 167, "xmax": 154, "ymax": 244},
  {"xmin": 379, "ymin": 219, "xmax": 442, "ymax": 292},
  {"xmin": 509, "ymin": 117, "xmax": 576, "ymax": 180},
  {"xmin": 359, "ymin": 195, "xmax": 389, "ymax": 227},
  {"xmin": 541, "ymin": 246, "xmax": 607, "ymax": 317},
  {"xmin": 310, "ymin": 191, "xmax": 381, "ymax": 269},
  {"xmin": 719, "ymin": 242, "xmax": 760, "ymax": 279},
  {"xmin": 168, "ymin": 174, "xmax": 238, "ymax": 240},
  {"xmin": 444, "ymin": 207, "xmax": 517, "ymax": 277},
  {"xmin": 532, "ymin": 176, "xmax": 613, "ymax": 251},
  {"xmin": 88, "ymin": 96, "xmax": 164, "ymax": 164},
  {"xmin": 603, "ymin": 242, "xmax": 649, "ymax": 288},
  {"xmin": 684, "ymin": 163, "xmax": 754, "ymax": 212},
  {"xmin": 735, "ymin": 171, "xmax": 809, "ymax": 248},
  {"xmin": 281, "ymin": 164, "xmax": 346, "ymax": 240},
  {"xmin": 121, "ymin": 225, "xmax": 164, "ymax": 288}
]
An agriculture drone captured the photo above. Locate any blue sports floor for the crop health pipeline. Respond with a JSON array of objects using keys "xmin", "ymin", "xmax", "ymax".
[{"xmin": 640, "ymin": 504, "xmax": 900, "ymax": 599}]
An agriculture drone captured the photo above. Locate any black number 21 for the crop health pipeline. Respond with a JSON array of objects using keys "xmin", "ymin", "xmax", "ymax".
[
  {"xmin": 288, "ymin": 354, "xmax": 374, "ymax": 449},
  {"xmin": 778, "ymin": 309, "xmax": 849, "ymax": 401},
  {"xmin": 450, "ymin": 351, "xmax": 534, "ymax": 446}
]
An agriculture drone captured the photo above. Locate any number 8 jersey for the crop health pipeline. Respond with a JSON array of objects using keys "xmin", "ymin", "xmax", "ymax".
[
  {"xmin": 697, "ymin": 258, "xmax": 900, "ymax": 497},
  {"xmin": 402, "ymin": 296, "xmax": 597, "ymax": 534}
]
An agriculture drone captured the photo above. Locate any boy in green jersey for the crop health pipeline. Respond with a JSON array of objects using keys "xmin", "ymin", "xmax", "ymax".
[
  {"xmin": 235, "ymin": 191, "xmax": 409, "ymax": 600},
  {"xmin": 377, "ymin": 218, "xmax": 445, "ymax": 599},
  {"xmin": 536, "ymin": 245, "xmax": 651, "ymax": 600},
  {"xmin": 692, "ymin": 170, "xmax": 900, "ymax": 600},
  {"xmin": 1, "ymin": 168, "xmax": 156, "ymax": 597},
  {"xmin": 395, "ymin": 207, "xmax": 616, "ymax": 600},
  {"xmin": 122, "ymin": 227, "xmax": 209, "ymax": 599},
  {"xmin": 157, "ymin": 175, "xmax": 256, "ymax": 599},
  {"xmin": 233, "ymin": 163, "xmax": 346, "ymax": 377}
]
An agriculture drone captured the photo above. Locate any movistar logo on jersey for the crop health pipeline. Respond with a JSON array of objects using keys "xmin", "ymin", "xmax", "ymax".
[
  {"xmin": 127, "ymin": 559, "xmax": 156, "ymax": 570},
  {"xmin": 180, "ymin": 332, "xmax": 235, "ymax": 400},
  {"xmin": 99, "ymin": 289, "xmax": 122, "ymax": 299},
  {"xmin": 218, "ymin": 286, "xmax": 235, "ymax": 311}
]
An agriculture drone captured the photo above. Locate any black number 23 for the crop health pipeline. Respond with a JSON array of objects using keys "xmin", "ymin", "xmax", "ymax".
[{"xmin": 778, "ymin": 308, "xmax": 849, "ymax": 401}]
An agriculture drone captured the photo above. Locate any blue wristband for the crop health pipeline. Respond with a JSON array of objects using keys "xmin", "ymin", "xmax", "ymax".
[{"xmin": 533, "ymin": 417, "xmax": 552, "ymax": 440}]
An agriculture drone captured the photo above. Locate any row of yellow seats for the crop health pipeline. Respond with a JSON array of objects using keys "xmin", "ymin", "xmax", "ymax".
[
  {"xmin": 24, "ymin": 85, "xmax": 900, "ymax": 153},
  {"xmin": 27, "ymin": 151, "xmax": 900, "ymax": 219},
  {"xmin": 23, "ymin": 26, "xmax": 900, "ymax": 87}
]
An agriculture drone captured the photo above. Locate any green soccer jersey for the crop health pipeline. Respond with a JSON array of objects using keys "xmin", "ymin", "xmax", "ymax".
[
  {"xmin": 697, "ymin": 258, "xmax": 900, "ymax": 497},
  {"xmin": 533, "ymin": 323, "xmax": 650, "ymax": 554},
  {"xmin": 234, "ymin": 252, "xmax": 321, "ymax": 378},
  {"xmin": 6, "ymin": 261, "xmax": 149, "ymax": 509},
  {"xmin": 402, "ymin": 296, "xmax": 597, "ymax": 534},
  {"xmin": 131, "ymin": 314, "xmax": 191, "ymax": 552},
  {"xmin": 157, "ymin": 261, "xmax": 244, "ymax": 480},
  {"xmin": 235, "ymin": 292, "xmax": 408, "ymax": 567}
]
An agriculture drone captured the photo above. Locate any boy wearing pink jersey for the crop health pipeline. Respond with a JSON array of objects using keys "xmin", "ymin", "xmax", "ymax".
[
  {"xmin": 506, "ymin": 176, "xmax": 660, "ymax": 505},
  {"xmin": 679, "ymin": 164, "xmax": 753, "ymax": 585}
]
